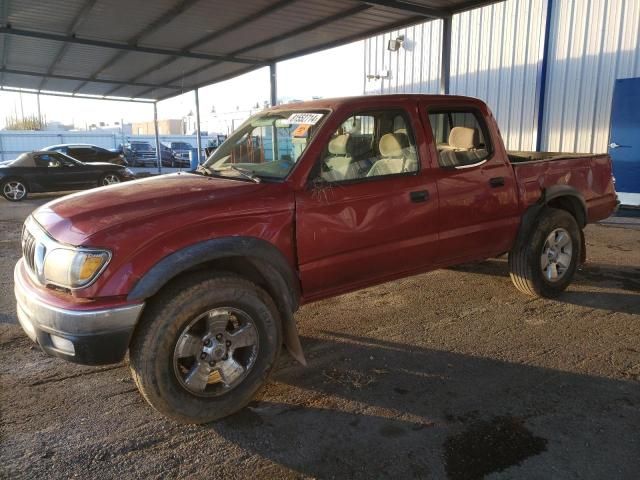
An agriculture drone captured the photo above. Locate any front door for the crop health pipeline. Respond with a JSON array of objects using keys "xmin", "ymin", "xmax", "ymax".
[
  {"xmin": 295, "ymin": 106, "xmax": 439, "ymax": 300},
  {"xmin": 609, "ymin": 77, "xmax": 640, "ymax": 206}
]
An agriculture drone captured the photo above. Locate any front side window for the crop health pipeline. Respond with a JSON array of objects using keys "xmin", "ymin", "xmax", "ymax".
[
  {"xmin": 202, "ymin": 110, "xmax": 327, "ymax": 180},
  {"xmin": 316, "ymin": 110, "xmax": 419, "ymax": 183},
  {"xmin": 428, "ymin": 110, "xmax": 492, "ymax": 168}
]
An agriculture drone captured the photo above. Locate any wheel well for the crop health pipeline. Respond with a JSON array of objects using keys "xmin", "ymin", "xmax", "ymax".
[
  {"xmin": 547, "ymin": 196, "xmax": 586, "ymax": 228},
  {"xmin": 155, "ymin": 255, "xmax": 294, "ymax": 318}
]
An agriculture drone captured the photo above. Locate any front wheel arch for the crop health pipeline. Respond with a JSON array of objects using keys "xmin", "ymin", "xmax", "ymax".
[{"xmin": 127, "ymin": 237, "xmax": 305, "ymax": 365}]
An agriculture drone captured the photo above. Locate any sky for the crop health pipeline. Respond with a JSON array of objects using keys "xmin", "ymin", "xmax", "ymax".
[{"xmin": 0, "ymin": 40, "xmax": 364, "ymax": 130}]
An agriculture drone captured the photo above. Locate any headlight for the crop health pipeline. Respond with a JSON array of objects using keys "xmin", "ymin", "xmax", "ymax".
[
  {"xmin": 43, "ymin": 248, "xmax": 110, "ymax": 288},
  {"xmin": 124, "ymin": 167, "xmax": 134, "ymax": 176}
]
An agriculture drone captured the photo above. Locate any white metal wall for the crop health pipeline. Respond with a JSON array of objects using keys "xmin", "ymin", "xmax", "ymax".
[
  {"xmin": 364, "ymin": 21, "xmax": 442, "ymax": 95},
  {"xmin": 450, "ymin": 0, "xmax": 547, "ymax": 151},
  {"xmin": 542, "ymin": 0, "xmax": 640, "ymax": 153},
  {"xmin": 363, "ymin": 0, "xmax": 640, "ymax": 154}
]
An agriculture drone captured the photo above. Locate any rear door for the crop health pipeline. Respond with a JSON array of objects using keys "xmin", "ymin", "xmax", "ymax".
[
  {"xmin": 295, "ymin": 102, "xmax": 439, "ymax": 299},
  {"xmin": 609, "ymin": 77, "xmax": 640, "ymax": 206},
  {"xmin": 420, "ymin": 101, "xmax": 519, "ymax": 262}
]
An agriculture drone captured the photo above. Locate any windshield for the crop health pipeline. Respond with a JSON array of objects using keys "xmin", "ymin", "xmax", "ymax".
[{"xmin": 202, "ymin": 110, "xmax": 327, "ymax": 180}]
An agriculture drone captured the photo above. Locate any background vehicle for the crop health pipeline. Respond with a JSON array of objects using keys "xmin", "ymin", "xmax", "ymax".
[
  {"xmin": 14, "ymin": 95, "xmax": 617, "ymax": 423},
  {"xmin": 1, "ymin": 151, "xmax": 135, "ymax": 201},
  {"xmin": 124, "ymin": 141, "xmax": 186, "ymax": 167},
  {"xmin": 43, "ymin": 144, "xmax": 128, "ymax": 166},
  {"xmin": 123, "ymin": 141, "xmax": 157, "ymax": 167},
  {"xmin": 166, "ymin": 141, "xmax": 193, "ymax": 164}
]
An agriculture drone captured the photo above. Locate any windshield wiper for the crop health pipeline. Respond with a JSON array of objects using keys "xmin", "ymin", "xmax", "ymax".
[{"xmin": 219, "ymin": 165, "xmax": 261, "ymax": 183}]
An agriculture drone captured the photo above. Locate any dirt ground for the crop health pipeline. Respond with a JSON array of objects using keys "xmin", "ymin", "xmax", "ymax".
[{"xmin": 1, "ymin": 194, "xmax": 639, "ymax": 479}]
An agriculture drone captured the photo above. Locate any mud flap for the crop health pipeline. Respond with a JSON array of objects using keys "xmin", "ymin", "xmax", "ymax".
[{"xmin": 282, "ymin": 311, "xmax": 307, "ymax": 366}]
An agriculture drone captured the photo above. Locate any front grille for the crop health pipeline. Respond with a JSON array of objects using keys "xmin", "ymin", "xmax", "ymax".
[{"xmin": 22, "ymin": 226, "xmax": 37, "ymax": 273}]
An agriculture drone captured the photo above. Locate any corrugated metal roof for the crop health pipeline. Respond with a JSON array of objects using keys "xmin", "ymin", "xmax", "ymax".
[{"xmin": 0, "ymin": 0, "xmax": 498, "ymax": 102}]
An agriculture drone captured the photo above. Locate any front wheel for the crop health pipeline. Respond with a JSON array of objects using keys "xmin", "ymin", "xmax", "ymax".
[
  {"xmin": 2, "ymin": 180, "xmax": 28, "ymax": 201},
  {"xmin": 508, "ymin": 208, "xmax": 581, "ymax": 297},
  {"xmin": 129, "ymin": 274, "xmax": 282, "ymax": 424},
  {"xmin": 100, "ymin": 173, "xmax": 121, "ymax": 186}
]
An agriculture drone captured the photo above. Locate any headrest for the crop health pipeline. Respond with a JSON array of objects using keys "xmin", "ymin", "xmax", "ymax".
[
  {"xmin": 328, "ymin": 134, "xmax": 349, "ymax": 155},
  {"xmin": 379, "ymin": 133, "xmax": 409, "ymax": 157},
  {"xmin": 449, "ymin": 126, "xmax": 479, "ymax": 149}
]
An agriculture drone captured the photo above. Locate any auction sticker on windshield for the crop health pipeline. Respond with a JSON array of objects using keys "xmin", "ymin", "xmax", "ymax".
[{"xmin": 287, "ymin": 113, "xmax": 323, "ymax": 125}]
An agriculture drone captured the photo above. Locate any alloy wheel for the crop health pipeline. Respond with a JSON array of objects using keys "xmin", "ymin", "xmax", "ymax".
[
  {"xmin": 173, "ymin": 307, "xmax": 259, "ymax": 397},
  {"xmin": 102, "ymin": 174, "xmax": 120, "ymax": 185},
  {"xmin": 540, "ymin": 228, "xmax": 573, "ymax": 282},
  {"xmin": 3, "ymin": 181, "xmax": 26, "ymax": 200}
]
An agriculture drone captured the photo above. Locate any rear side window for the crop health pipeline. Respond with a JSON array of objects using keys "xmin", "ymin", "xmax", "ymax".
[{"xmin": 428, "ymin": 110, "xmax": 492, "ymax": 168}]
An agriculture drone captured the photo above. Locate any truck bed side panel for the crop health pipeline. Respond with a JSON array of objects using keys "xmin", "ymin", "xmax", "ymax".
[{"xmin": 512, "ymin": 154, "xmax": 617, "ymax": 223}]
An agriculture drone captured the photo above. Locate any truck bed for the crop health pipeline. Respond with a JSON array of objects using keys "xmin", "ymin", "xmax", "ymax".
[{"xmin": 509, "ymin": 151, "xmax": 617, "ymax": 224}]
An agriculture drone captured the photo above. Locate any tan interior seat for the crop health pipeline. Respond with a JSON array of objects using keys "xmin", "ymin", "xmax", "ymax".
[
  {"xmin": 438, "ymin": 126, "xmax": 487, "ymax": 167},
  {"xmin": 322, "ymin": 134, "xmax": 359, "ymax": 182},
  {"xmin": 367, "ymin": 133, "xmax": 417, "ymax": 177}
]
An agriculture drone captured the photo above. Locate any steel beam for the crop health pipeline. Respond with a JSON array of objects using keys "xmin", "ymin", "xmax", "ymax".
[
  {"xmin": 38, "ymin": 0, "xmax": 99, "ymax": 90},
  {"xmin": 137, "ymin": 4, "xmax": 372, "ymax": 98},
  {"xmin": 0, "ymin": 67, "xmax": 183, "ymax": 91},
  {"xmin": 535, "ymin": 0, "xmax": 554, "ymax": 152},
  {"xmin": 104, "ymin": 0, "xmax": 295, "ymax": 98},
  {"xmin": 440, "ymin": 15, "xmax": 452, "ymax": 95},
  {"xmin": 269, "ymin": 63, "xmax": 277, "ymax": 106},
  {"xmin": 362, "ymin": 1, "xmax": 445, "ymax": 18},
  {"xmin": 0, "ymin": 27, "xmax": 261, "ymax": 65},
  {"xmin": 0, "ymin": 85, "xmax": 154, "ymax": 103},
  {"xmin": 154, "ymin": 102, "xmax": 162, "ymax": 174},
  {"xmin": 194, "ymin": 89, "xmax": 202, "ymax": 164},
  {"xmin": 154, "ymin": 14, "xmax": 426, "ymax": 102}
]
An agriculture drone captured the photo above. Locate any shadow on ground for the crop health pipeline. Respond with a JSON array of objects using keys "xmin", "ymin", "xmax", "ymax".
[
  {"xmin": 202, "ymin": 332, "xmax": 640, "ymax": 479},
  {"xmin": 450, "ymin": 259, "xmax": 640, "ymax": 315}
]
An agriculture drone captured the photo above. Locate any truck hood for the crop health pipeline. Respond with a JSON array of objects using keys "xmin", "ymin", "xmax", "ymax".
[{"xmin": 33, "ymin": 173, "xmax": 269, "ymax": 245}]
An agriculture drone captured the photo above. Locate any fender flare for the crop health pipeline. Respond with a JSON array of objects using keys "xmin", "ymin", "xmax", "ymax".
[
  {"xmin": 514, "ymin": 186, "xmax": 587, "ymax": 262},
  {"xmin": 127, "ymin": 236, "xmax": 307, "ymax": 365}
]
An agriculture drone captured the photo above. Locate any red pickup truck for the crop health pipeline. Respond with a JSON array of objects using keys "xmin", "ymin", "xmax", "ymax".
[{"xmin": 15, "ymin": 95, "xmax": 616, "ymax": 423}]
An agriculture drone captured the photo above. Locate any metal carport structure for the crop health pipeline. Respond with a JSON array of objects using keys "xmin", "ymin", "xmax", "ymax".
[{"xmin": 0, "ymin": 0, "xmax": 499, "ymax": 168}]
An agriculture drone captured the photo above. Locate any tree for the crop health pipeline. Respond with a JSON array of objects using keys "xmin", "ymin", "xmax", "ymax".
[{"xmin": 3, "ymin": 113, "xmax": 46, "ymax": 131}]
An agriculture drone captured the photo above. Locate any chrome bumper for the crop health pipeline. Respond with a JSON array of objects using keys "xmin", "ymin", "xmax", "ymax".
[{"xmin": 14, "ymin": 259, "xmax": 145, "ymax": 365}]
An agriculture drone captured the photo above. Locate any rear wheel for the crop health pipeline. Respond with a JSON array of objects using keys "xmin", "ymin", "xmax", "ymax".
[
  {"xmin": 508, "ymin": 208, "xmax": 581, "ymax": 297},
  {"xmin": 129, "ymin": 274, "xmax": 282, "ymax": 424},
  {"xmin": 2, "ymin": 179, "xmax": 27, "ymax": 201},
  {"xmin": 100, "ymin": 173, "xmax": 121, "ymax": 186}
]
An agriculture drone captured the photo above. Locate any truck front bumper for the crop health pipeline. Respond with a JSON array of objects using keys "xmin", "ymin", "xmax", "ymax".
[{"xmin": 14, "ymin": 259, "xmax": 144, "ymax": 365}]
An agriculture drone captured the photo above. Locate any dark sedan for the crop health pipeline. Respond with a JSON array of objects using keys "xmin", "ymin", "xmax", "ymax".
[
  {"xmin": 0, "ymin": 151, "xmax": 135, "ymax": 202},
  {"xmin": 43, "ymin": 144, "xmax": 128, "ymax": 166}
]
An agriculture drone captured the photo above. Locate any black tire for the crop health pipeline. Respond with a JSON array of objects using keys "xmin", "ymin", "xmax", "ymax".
[
  {"xmin": 129, "ymin": 274, "xmax": 282, "ymax": 424},
  {"xmin": 1, "ymin": 179, "xmax": 28, "ymax": 202},
  {"xmin": 99, "ymin": 173, "xmax": 121, "ymax": 186},
  {"xmin": 508, "ymin": 208, "xmax": 581, "ymax": 297}
]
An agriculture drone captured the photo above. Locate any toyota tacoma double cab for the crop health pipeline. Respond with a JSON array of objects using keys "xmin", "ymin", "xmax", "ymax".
[{"xmin": 15, "ymin": 95, "xmax": 617, "ymax": 423}]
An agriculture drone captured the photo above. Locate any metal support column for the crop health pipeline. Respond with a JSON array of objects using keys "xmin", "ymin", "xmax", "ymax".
[
  {"xmin": 440, "ymin": 15, "xmax": 452, "ymax": 95},
  {"xmin": 194, "ymin": 88, "xmax": 202, "ymax": 163},
  {"xmin": 269, "ymin": 62, "xmax": 277, "ymax": 106},
  {"xmin": 535, "ymin": 0, "xmax": 554, "ymax": 152},
  {"xmin": 153, "ymin": 102, "xmax": 162, "ymax": 174}
]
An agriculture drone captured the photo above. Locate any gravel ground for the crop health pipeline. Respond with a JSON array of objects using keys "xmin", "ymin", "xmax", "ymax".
[{"xmin": 1, "ymin": 194, "xmax": 639, "ymax": 479}]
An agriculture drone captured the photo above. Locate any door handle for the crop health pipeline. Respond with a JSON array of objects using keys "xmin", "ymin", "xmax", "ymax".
[
  {"xmin": 489, "ymin": 177, "xmax": 505, "ymax": 188},
  {"xmin": 410, "ymin": 190, "xmax": 429, "ymax": 202}
]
